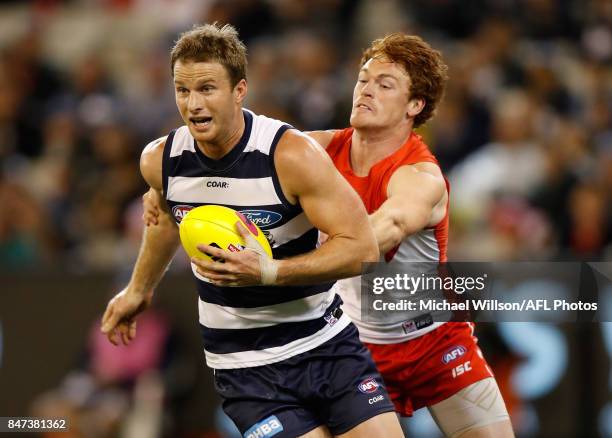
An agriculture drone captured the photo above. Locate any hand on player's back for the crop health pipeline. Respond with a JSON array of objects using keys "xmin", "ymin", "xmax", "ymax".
[
  {"xmin": 142, "ymin": 188, "xmax": 161, "ymax": 226},
  {"xmin": 191, "ymin": 222, "xmax": 277, "ymax": 287}
]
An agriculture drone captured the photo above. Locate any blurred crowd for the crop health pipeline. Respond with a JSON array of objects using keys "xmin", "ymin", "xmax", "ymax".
[{"xmin": 0, "ymin": 0, "xmax": 610, "ymax": 271}]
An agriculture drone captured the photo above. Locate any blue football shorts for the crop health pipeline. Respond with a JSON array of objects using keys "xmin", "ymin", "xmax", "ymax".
[{"xmin": 214, "ymin": 320, "xmax": 395, "ymax": 437}]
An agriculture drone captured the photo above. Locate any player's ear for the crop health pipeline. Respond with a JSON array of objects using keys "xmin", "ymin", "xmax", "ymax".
[
  {"xmin": 234, "ymin": 79, "xmax": 247, "ymax": 104},
  {"xmin": 406, "ymin": 97, "xmax": 425, "ymax": 119}
]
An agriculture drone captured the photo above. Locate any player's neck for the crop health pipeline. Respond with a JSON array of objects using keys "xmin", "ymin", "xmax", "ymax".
[
  {"xmin": 350, "ymin": 124, "xmax": 412, "ymax": 176},
  {"xmin": 196, "ymin": 111, "xmax": 245, "ymax": 160}
]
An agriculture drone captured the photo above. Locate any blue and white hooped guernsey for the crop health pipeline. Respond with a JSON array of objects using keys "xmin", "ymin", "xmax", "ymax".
[{"xmin": 161, "ymin": 109, "xmax": 350, "ymax": 369}]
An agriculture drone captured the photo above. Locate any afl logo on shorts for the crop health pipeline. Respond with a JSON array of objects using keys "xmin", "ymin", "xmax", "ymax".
[
  {"xmin": 442, "ymin": 345, "xmax": 467, "ymax": 364},
  {"xmin": 358, "ymin": 377, "xmax": 380, "ymax": 394},
  {"xmin": 172, "ymin": 205, "xmax": 193, "ymax": 223}
]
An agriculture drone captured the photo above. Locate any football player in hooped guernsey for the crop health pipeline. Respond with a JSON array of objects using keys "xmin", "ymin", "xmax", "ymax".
[
  {"xmin": 145, "ymin": 33, "xmax": 514, "ymax": 437},
  {"xmin": 101, "ymin": 24, "xmax": 402, "ymax": 438}
]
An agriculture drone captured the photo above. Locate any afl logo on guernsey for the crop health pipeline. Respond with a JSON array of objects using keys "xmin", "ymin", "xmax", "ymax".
[
  {"xmin": 358, "ymin": 377, "xmax": 380, "ymax": 394},
  {"xmin": 442, "ymin": 345, "xmax": 467, "ymax": 364},
  {"xmin": 172, "ymin": 205, "xmax": 193, "ymax": 222},
  {"xmin": 240, "ymin": 210, "xmax": 282, "ymax": 229}
]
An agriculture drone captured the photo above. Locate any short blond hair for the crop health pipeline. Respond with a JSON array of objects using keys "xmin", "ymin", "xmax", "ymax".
[{"xmin": 170, "ymin": 23, "xmax": 247, "ymax": 87}]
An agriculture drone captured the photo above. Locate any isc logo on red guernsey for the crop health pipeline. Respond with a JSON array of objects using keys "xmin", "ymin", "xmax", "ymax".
[{"xmin": 358, "ymin": 377, "xmax": 380, "ymax": 394}]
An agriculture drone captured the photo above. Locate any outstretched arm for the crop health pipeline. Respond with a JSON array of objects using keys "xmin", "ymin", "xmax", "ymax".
[
  {"xmin": 370, "ymin": 162, "xmax": 447, "ymax": 254},
  {"xmin": 101, "ymin": 137, "xmax": 180, "ymax": 345}
]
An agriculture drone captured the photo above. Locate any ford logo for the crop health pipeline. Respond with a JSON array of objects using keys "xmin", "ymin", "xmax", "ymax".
[{"xmin": 239, "ymin": 210, "xmax": 282, "ymax": 229}]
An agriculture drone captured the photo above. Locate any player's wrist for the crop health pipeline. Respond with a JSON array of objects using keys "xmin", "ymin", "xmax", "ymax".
[
  {"xmin": 125, "ymin": 283, "xmax": 152, "ymax": 299},
  {"xmin": 260, "ymin": 257, "xmax": 279, "ymax": 285}
]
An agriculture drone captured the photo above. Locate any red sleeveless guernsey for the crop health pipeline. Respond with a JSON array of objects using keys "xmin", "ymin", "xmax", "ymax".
[
  {"xmin": 326, "ymin": 128, "xmax": 450, "ymax": 342},
  {"xmin": 326, "ymin": 127, "xmax": 449, "ymax": 263}
]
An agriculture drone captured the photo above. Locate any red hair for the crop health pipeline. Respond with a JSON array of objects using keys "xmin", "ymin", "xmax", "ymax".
[{"xmin": 361, "ymin": 33, "xmax": 448, "ymax": 127}]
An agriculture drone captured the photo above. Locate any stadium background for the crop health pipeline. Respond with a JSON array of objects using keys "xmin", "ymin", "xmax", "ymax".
[{"xmin": 0, "ymin": 0, "xmax": 610, "ymax": 436}]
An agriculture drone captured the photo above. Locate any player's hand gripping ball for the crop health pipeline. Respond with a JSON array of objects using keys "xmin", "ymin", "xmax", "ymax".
[{"xmin": 179, "ymin": 205, "xmax": 272, "ymax": 261}]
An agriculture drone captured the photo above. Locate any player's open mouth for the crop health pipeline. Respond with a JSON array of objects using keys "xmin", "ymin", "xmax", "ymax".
[
  {"xmin": 190, "ymin": 116, "xmax": 212, "ymax": 127},
  {"xmin": 355, "ymin": 103, "xmax": 372, "ymax": 111}
]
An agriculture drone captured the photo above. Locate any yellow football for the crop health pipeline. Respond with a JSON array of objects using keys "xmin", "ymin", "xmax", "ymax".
[{"xmin": 179, "ymin": 205, "xmax": 273, "ymax": 260}]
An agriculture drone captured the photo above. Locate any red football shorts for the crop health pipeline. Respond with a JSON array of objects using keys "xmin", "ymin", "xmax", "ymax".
[{"xmin": 364, "ymin": 322, "xmax": 494, "ymax": 417}]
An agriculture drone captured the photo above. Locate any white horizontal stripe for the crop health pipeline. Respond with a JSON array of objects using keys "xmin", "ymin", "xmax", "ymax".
[
  {"xmin": 170, "ymin": 126, "xmax": 195, "ymax": 157},
  {"xmin": 199, "ymin": 289, "xmax": 336, "ymax": 329},
  {"xmin": 167, "ymin": 176, "xmax": 282, "ymax": 206},
  {"xmin": 191, "ymin": 263, "xmax": 212, "ymax": 283},
  {"xmin": 267, "ymin": 212, "xmax": 315, "ymax": 248},
  {"xmin": 205, "ymin": 313, "xmax": 352, "ymax": 369}
]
